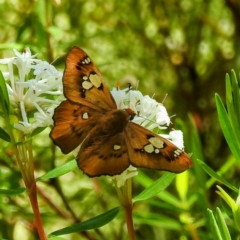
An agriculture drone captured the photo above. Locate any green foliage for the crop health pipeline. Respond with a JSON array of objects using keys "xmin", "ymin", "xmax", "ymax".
[
  {"xmin": 207, "ymin": 208, "xmax": 231, "ymax": 240},
  {"xmin": 49, "ymin": 207, "xmax": 120, "ymax": 237},
  {"xmin": 0, "ymin": 187, "xmax": 26, "ymax": 195},
  {"xmin": 36, "ymin": 159, "xmax": 78, "ymax": 181},
  {"xmin": 215, "ymin": 71, "xmax": 240, "ymax": 164},
  {"xmin": 133, "ymin": 172, "xmax": 175, "ymax": 202},
  {"xmin": 197, "ymin": 160, "xmax": 238, "ymax": 193}
]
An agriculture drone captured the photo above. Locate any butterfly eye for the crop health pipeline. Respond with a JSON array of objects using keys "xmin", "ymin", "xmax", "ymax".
[{"xmin": 125, "ymin": 108, "xmax": 136, "ymax": 121}]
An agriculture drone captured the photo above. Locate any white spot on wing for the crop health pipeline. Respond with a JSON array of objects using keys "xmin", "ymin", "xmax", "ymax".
[
  {"xmin": 82, "ymin": 81, "xmax": 93, "ymax": 90},
  {"xmin": 154, "ymin": 149, "xmax": 160, "ymax": 154},
  {"xmin": 82, "ymin": 112, "xmax": 88, "ymax": 120},
  {"xmin": 89, "ymin": 74, "xmax": 101, "ymax": 88},
  {"xmin": 144, "ymin": 144, "xmax": 154, "ymax": 153},
  {"xmin": 81, "ymin": 57, "xmax": 91, "ymax": 65},
  {"xmin": 148, "ymin": 137, "xmax": 164, "ymax": 148},
  {"xmin": 113, "ymin": 145, "xmax": 121, "ymax": 150},
  {"xmin": 173, "ymin": 149, "xmax": 183, "ymax": 158}
]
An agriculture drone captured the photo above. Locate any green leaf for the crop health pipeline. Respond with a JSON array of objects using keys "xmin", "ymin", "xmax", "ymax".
[
  {"xmin": 197, "ymin": 159, "xmax": 238, "ymax": 193},
  {"xmin": 49, "ymin": 237, "xmax": 67, "ymax": 240},
  {"xmin": 225, "ymin": 74, "xmax": 240, "ymax": 142},
  {"xmin": 188, "ymin": 114, "xmax": 207, "ymax": 193},
  {"xmin": 36, "ymin": 159, "xmax": 78, "ymax": 181},
  {"xmin": 215, "ymin": 94, "xmax": 240, "ymax": 164},
  {"xmin": 0, "ymin": 188, "xmax": 26, "ymax": 195},
  {"xmin": 175, "ymin": 170, "xmax": 189, "ymax": 201},
  {"xmin": 0, "ymin": 70, "xmax": 9, "ymax": 114},
  {"xmin": 230, "ymin": 70, "xmax": 240, "ymax": 123},
  {"xmin": 31, "ymin": 127, "xmax": 47, "ymax": 137},
  {"xmin": 133, "ymin": 172, "xmax": 175, "ymax": 202},
  {"xmin": 136, "ymin": 171, "xmax": 180, "ymax": 207},
  {"xmin": 215, "ymin": 207, "xmax": 231, "ymax": 240},
  {"xmin": 216, "ymin": 185, "xmax": 237, "ymax": 211},
  {"xmin": 0, "ymin": 126, "xmax": 10, "ymax": 142},
  {"xmin": 49, "ymin": 207, "xmax": 120, "ymax": 237},
  {"xmin": 207, "ymin": 209, "xmax": 223, "ymax": 240}
]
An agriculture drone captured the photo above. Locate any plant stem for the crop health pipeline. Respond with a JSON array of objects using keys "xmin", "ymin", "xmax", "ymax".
[
  {"xmin": 115, "ymin": 178, "xmax": 135, "ymax": 240},
  {"xmin": 123, "ymin": 203, "xmax": 135, "ymax": 240},
  {"xmin": 25, "ymin": 140, "xmax": 47, "ymax": 240},
  {"xmin": 28, "ymin": 182, "xmax": 47, "ymax": 240}
]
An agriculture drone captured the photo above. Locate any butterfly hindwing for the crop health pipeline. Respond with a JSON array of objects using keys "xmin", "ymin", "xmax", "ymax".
[
  {"xmin": 63, "ymin": 46, "xmax": 116, "ymax": 110},
  {"xmin": 125, "ymin": 122, "xmax": 192, "ymax": 173},
  {"xmin": 78, "ymin": 132, "xmax": 130, "ymax": 177},
  {"xmin": 50, "ymin": 100, "xmax": 105, "ymax": 154}
]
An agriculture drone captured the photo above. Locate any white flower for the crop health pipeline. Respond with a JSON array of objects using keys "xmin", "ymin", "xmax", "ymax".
[
  {"xmin": 111, "ymin": 88, "xmax": 171, "ymax": 130},
  {"xmin": 160, "ymin": 130, "xmax": 184, "ymax": 149},
  {"xmin": 111, "ymin": 165, "xmax": 138, "ymax": 188},
  {"xmin": 0, "ymin": 48, "xmax": 63, "ymax": 134}
]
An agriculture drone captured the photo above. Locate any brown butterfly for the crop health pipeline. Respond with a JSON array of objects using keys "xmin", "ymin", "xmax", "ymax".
[{"xmin": 50, "ymin": 46, "xmax": 192, "ymax": 177}]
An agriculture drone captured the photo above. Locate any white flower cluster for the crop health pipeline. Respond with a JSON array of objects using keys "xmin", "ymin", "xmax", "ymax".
[
  {"xmin": 111, "ymin": 87, "xmax": 184, "ymax": 148},
  {"xmin": 111, "ymin": 87, "xmax": 170, "ymax": 130},
  {"xmin": 110, "ymin": 87, "xmax": 185, "ymax": 187},
  {"xmin": 0, "ymin": 48, "xmax": 63, "ymax": 134}
]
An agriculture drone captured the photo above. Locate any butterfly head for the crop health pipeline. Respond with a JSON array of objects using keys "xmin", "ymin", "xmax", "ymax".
[{"xmin": 125, "ymin": 108, "xmax": 136, "ymax": 121}]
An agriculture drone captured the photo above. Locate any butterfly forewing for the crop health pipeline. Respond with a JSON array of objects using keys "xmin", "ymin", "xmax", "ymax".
[
  {"xmin": 63, "ymin": 46, "xmax": 116, "ymax": 110},
  {"xmin": 125, "ymin": 122, "xmax": 192, "ymax": 173},
  {"xmin": 50, "ymin": 100, "xmax": 105, "ymax": 154}
]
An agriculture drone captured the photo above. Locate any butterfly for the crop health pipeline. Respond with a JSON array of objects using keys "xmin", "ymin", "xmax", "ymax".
[{"xmin": 50, "ymin": 46, "xmax": 192, "ymax": 177}]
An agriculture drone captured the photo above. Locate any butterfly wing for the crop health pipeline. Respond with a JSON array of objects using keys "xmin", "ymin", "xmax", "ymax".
[
  {"xmin": 78, "ymin": 132, "xmax": 130, "ymax": 177},
  {"xmin": 63, "ymin": 46, "xmax": 116, "ymax": 110},
  {"xmin": 50, "ymin": 100, "xmax": 105, "ymax": 154},
  {"xmin": 125, "ymin": 122, "xmax": 192, "ymax": 173}
]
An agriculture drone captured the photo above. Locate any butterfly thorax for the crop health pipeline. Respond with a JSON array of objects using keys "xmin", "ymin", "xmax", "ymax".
[{"xmin": 100, "ymin": 109, "xmax": 130, "ymax": 135}]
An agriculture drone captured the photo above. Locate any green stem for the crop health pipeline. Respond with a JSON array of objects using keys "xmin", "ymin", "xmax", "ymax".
[
  {"xmin": 5, "ymin": 116, "xmax": 47, "ymax": 239},
  {"xmin": 24, "ymin": 140, "xmax": 47, "ymax": 240}
]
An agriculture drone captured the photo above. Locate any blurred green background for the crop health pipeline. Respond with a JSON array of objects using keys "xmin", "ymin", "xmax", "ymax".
[{"xmin": 0, "ymin": 0, "xmax": 240, "ymax": 239}]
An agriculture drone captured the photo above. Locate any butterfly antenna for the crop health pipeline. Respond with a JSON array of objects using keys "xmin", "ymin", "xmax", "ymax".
[
  {"xmin": 51, "ymin": 56, "xmax": 59, "ymax": 65},
  {"xmin": 126, "ymin": 82, "xmax": 132, "ymax": 108},
  {"xmin": 162, "ymin": 93, "xmax": 168, "ymax": 104},
  {"xmin": 169, "ymin": 114, "xmax": 176, "ymax": 119},
  {"xmin": 136, "ymin": 115, "xmax": 169, "ymax": 128},
  {"xmin": 136, "ymin": 80, "xmax": 139, "ymax": 90}
]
